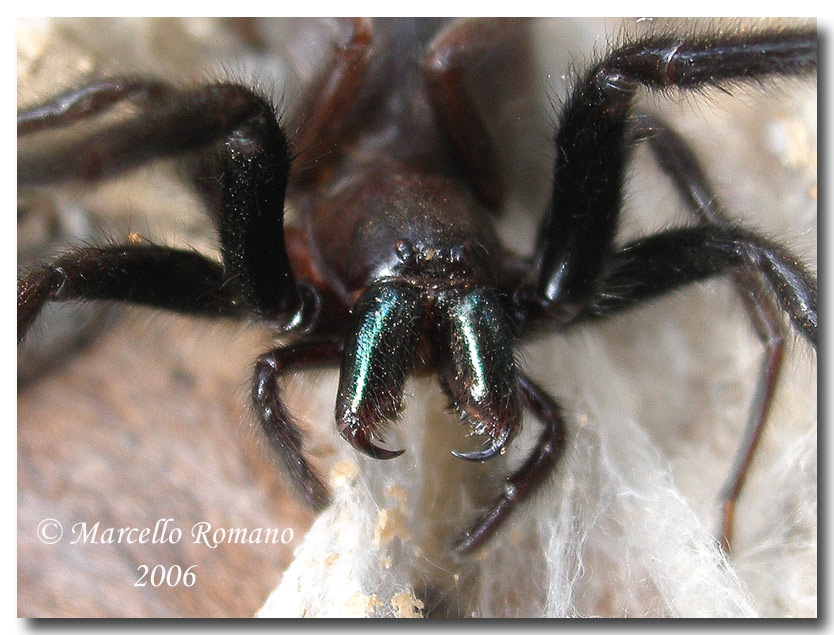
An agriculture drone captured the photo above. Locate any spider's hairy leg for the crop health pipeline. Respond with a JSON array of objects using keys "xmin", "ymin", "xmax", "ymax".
[
  {"xmin": 527, "ymin": 27, "xmax": 816, "ymax": 318},
  {"xmin": 17, "ymin": 77, "xmax": 176, "ymax": 135},
  {"xmin": 291, "ymin": 17, "xmax": 372, "ymax": 191},
  {"xmin": 454, "ymin": 372, "xmax": 566, "ymax": 555},
  {"xmin": 17, "ymin": 245, "xmax": 243, "ymax": 343},
  {"xmin": 715, "ymin": 270, "xmax": 786, "ymax": 552},
  {"xmin": 216, "ymin": 99, "xmax": 315, "ymax": 326},
  {"xmin": 18, "ymin": 82, "xmax": 277, "ymax": 185},
  {"xmin": 422, "ymin": 17, "xmax": 530, "ymax": 209},
  {"xmin": 254, "ymin": 340, "xmax": 342, "ymax": 511},
  {"xmin": 18, "ymin": 81, "xmax": 317, "ymax": 331},
  {"xmin": 515, "ymin": 26, "xmax": 815, "ymax": 555},
  {"xmin": 635, "ymin": 113, "xmax": 792, "ymax": 551},
  {"xmin": 630, "ymin": 112, "xmax": 732, "ymax": 227},
  {"xmin": 583, "ymin": 225, "xmax": 816, "ymax": 345}
]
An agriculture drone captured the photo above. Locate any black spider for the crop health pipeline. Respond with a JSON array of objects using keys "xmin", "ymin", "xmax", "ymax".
[{"xmin": 18, "ymin": 17, "xmax": 817, "ymax": 559}]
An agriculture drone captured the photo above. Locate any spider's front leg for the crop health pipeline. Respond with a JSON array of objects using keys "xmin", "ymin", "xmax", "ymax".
[
  {"xmin": 17, "ymin": 244, "xmax": 244, "ymax": 343},
  {"xmin": 18, "ymin": 80, "xmax": 328, "ymax": 506},
  {"xmin": 17, "ymin": 77, "xmax": 177, "ymax": 136},
  {"xmin": 18, "ymin": 81, "xmax": 316, "ymax": 330},
  {"xmin": 516, "ymin": 26, "xmax": 815, "ymax": 553},
  {"xmin": 584, "ymin": 226, "xmax": 816, "ymax": 342},
  {"xmin": 524, "ymin": 27, "xmax": 816, "ymax": 326}
]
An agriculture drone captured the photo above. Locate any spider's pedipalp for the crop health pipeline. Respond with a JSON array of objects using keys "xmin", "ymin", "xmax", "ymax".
[
  {"xmin": 453, "ymin": 372, "xmax": 567, "ymax": 555},
  {"xmin": 254, "ymin": 340, "xmax": 342, "ymax": 510}
]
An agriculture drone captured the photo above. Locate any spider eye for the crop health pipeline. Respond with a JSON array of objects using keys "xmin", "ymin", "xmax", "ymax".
[
  {"xmin": 335, "ymin": 281, "xmax": 423, "ymax": 459},
  {"xmin": 434, "ymin": 288, "xmax": 521, "ymax": 461}
]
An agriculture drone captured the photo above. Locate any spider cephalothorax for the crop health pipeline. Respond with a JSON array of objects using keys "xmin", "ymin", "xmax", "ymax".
[
  {"xmin": 309, "ymin": 164, "xmax": 521, "ymax": 462},
  {"xmin": 18, "ymin": 18, "xmax": 817, "ymax": 561}
]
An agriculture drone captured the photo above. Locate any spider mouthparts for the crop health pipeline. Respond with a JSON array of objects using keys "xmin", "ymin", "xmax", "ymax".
[
  {"xmin": 334, "ymin": 281, "xmax": 421, "ymax": 461},
  {"xmin": 435, "ymin": 286, "xmax": 522, "ymax": 462},
  {"xmin": 452, "ymin": 426, "xmax": 510, "ymax": 462},
  {"xmin": 359, "ymin": 443, "xmax": 405, "ymax": 461},
  {"xmin": 338, "ymin": 422, "xmax": 405, "ymax": 460}
]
